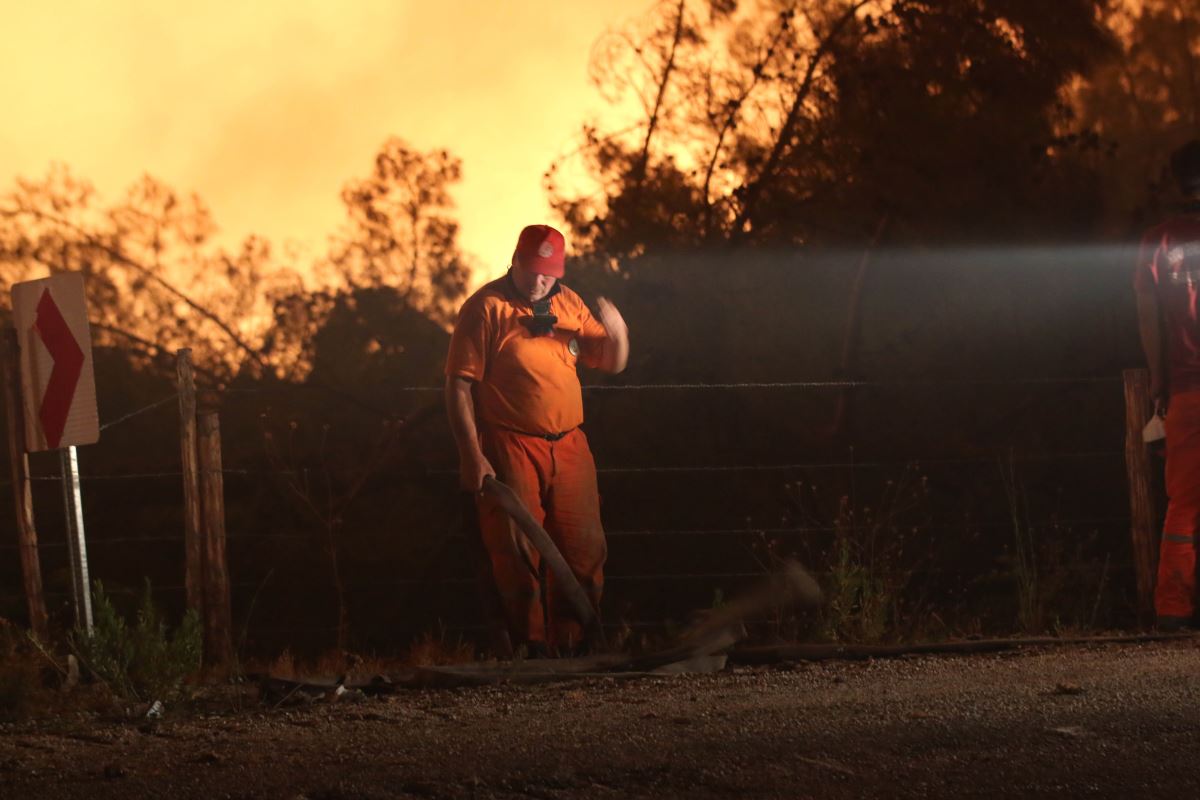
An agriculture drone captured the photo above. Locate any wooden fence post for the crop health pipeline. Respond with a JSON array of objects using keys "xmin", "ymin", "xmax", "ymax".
[
  {"xmin": 1123, "ymin": 368, "xmax": 1158, "ymax": 624},
  {"xmin": 198, "ymin": 397, "xmax": 233, "ymax": 668},
  {"xmin": 177, "ymin": 350, "xmax": 205, "ymax": 624},
  {"xmin": 2, "ymin": 329, "xmax": 48, "ymax": 641}
]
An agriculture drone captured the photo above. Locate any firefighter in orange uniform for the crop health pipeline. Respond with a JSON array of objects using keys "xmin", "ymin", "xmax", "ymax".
[
  {"xmin": 1135, "ymin": 139, "xmax": 1200, "ymax": 630},
  {"xmin": 445, "ymin": 224, "xmax": 629, "ymax": 654}
]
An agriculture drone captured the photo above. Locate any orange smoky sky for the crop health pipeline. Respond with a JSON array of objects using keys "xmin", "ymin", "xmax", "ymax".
[{"xmin": 1, "ymin": 0, "xmax": 652, "ymax": 285}]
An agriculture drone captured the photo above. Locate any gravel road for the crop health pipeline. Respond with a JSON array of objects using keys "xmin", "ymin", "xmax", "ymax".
[{"xmin": 2, "ymin": 639, "xmax": 1199, "ymax": 799}]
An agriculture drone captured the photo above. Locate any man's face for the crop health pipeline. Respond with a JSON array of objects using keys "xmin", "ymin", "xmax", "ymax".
[{"xmin": 511, "ymin": 263, "xmax": 557, "ymax": 303}]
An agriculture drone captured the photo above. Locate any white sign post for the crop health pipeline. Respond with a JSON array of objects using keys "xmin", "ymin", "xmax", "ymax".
[{"xmin": 11, "ymin": 272, "xmax": 100, "ymax": 631}]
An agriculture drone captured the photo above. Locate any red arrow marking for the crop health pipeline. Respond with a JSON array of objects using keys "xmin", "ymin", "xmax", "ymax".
[{"xmin": 31, "ymin": 289, "xmax": 84, "ymax": 449}]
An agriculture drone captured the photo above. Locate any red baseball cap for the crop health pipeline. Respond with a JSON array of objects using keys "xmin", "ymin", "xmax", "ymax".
[{"xmin": 512, "ymin": 224, "xmax": 566, "ymax": 278}]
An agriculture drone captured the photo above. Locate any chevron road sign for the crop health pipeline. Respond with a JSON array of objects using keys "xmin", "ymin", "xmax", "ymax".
[
  {"xmin": 11, "ymin": 272, "xmax": 99, "ymax": 630},
  {"xmin": 11, "ymin": 272, "xmax": 99, "ymax": 452}
]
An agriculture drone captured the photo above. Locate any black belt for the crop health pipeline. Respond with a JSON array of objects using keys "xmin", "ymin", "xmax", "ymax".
[{"xmin": 498, "ymin": 425, "xmax": 576, "ymax": 442}]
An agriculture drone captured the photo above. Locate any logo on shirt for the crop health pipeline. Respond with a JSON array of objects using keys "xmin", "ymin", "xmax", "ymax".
[
  {"xmin": 1165, "ymin": 243, "xmax": 1200, "ymax": 287},
  {"xmin": 1168, "ymin": 243, "xmax": 1200, "ymax": 267}
]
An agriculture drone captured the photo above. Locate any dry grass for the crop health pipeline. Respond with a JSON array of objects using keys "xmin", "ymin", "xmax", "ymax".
[
  {"xmin": 0, "ymin": 618, "xmax": 51, "ymax": 720},
  {"xmin": 0, "ymin": 618, "xmax": 119, "ymax": 720},
  {"xmin": 246, "ymin": 630, "xmax": 476, "ymax": 682},
  {"xmin": 404, "ymin": 631, "xmax": 475, "ymax": 667}
]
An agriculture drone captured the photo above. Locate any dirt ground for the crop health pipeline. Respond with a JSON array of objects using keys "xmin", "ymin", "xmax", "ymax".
[{"xmin": 2, "ymin": 638, "xmax": 1199, "ymax": 799}]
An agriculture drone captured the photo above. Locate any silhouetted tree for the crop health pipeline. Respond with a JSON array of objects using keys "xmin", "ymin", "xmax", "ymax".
[
  {"xmin": 550, "ymin": 0, "xmax": 1113, "ymax": 260},
  {"xmin": 1075, "ymin": 0, "xmax": 1200, "ymax": 230},
  {"xmin": 327, "ymin": 137, "xmax": 471, "ymax": 324},
  {"xmin": 0, "ymin": 166, "xmax": 301, "ymax": 381},
  {"xmin": 1, "ymin": 138, "xmax": 473, "ymax": 383}
]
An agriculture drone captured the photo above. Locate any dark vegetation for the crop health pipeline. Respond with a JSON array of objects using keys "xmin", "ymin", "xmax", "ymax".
[{"xmin": 1, "ymin": 2, "xmax": 1198, "ymax": 679}]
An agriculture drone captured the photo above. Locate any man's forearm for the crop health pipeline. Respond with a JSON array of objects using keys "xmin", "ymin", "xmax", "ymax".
[
  {"xmin": 445, "ymin": 376, "xmax": 483, "ymax": 459},
  {"xmin": 1136, "ymin": 289, "xmax": 1164, "ymax": 387},
  {"xmin": 600, "ymin": 334, "xmax": 629, "ymax": 374}
]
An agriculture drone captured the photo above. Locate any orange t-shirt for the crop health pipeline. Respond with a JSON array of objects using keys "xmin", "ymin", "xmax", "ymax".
[{"xmin": 445, "ymin": 275, "xmax": 609, "ymax": 435}]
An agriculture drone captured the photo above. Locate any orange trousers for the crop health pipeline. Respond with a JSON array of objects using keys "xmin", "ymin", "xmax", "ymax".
[
  {"xmin": 476, "ymin": 427, "xmax": 606, "ymax": 649},
  {"xmin": 1158, "ymin": 390, "xmax": 1200, "ymax": 622}
]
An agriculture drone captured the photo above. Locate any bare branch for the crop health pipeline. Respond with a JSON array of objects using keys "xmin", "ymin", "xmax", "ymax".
[
  {"xmin": 700, "ymin": 8, "xmax": 796, "ymax": 237},
  {"xmin": 633, "ymin": 0, "xmax": 688, "ymax": 184},
  {"xmin": 729, "ymin": 0, "xmax": 870, "ymax": 244},
  {"xmin": 91, "ymin": 321, "xmax": 226, "ymax": 384},
  {"xmin": 0, "ymin": 205, "xmax": 269, "ymax": 373}
]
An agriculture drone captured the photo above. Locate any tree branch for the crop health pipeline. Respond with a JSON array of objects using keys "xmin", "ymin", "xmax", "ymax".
[
  {"xmin": 1, "ymin": 205, "xmax": 270, "ymax": 374},
  {"xmin": 633, "ymin": 0, "xmax": 688, "ymax": 184},
  {"xmin": 91, "ymin": 321, "xmax": 226, "ymax": 384},
  {"xmin": 728, "ymin": 0, "xmax": 869, "ymax": 244},
  {"xmin": 700, "ymin": 9, "xmax": 794, "ymax": 237}
]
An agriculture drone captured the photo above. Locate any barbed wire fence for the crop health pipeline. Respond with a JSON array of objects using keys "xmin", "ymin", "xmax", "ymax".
[{"xmin": 0, "ymin": 370, "xmax": 1144, "ymax": 652}]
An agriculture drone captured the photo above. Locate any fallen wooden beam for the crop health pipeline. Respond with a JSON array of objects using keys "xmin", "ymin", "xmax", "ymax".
[
  {"xmin": 256, "ymin": 561, "xmax": 823, "ymax": 693},
  {"xmin": 410, "ymin": 654, "xmax": 729, "ymax": 688}
]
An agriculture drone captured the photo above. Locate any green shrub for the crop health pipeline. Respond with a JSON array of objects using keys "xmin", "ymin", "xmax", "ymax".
[
  {"xmin": 782, "ymin": 465, "xmax": 929, "ymax": 643},
  {"xmin": 71, "ymin": 580, "xmax": 201, "ymax": 701}
]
